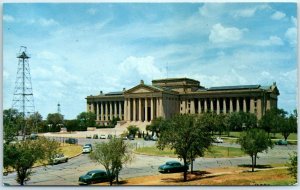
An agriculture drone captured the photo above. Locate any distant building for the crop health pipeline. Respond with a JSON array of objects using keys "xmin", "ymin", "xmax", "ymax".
[{"xmin": 86, "ymin": 78, "xmax": 279, "ymax": 125}]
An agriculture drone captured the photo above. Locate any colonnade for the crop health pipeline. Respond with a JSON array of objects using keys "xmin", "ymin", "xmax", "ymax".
[
  {"xmin": 181, "ymin": 97, "xmax": 260, "ymax": 115},
  {"xmin": 89, "ymin": 101, "xmax": 124, "ymax": 121},
  {"xmin": 124, "ymin": 97, "xmax": 163, "ymax": 122}
]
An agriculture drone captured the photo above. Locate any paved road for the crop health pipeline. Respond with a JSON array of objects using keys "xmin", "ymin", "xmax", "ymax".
[{"xmin": 3, "ymin": 142, "xmax": 296, "ymax": 186}]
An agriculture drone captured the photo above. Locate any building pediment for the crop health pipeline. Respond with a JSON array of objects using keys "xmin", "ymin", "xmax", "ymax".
[{"xmin": 125, "ymin": 84, "xmax": 162, "ymax": 94}]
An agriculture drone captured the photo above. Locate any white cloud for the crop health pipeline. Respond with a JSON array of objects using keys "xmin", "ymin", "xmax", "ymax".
[
  {"xmin": 3, "ymin": 14, "xmax": 15, "ymax": 22},
  {"xmin": 271, "ymin": 11, "xmax": 286, "ymax": 20},
  {"xmin": 209, "ymin": 23, "xmax": 245, "ymax": 43},
  {"xmin": 233, "ymin": 8, "xmax": 257, "ymax": 18},
  {"xmin": 198, "ymin": 4, "xmax": 225, "ymax": 18},
  {"xmin": 291, "ymin": 16, "xmax": 297, "ymax": 26},
  {"xmin": 285, "ymin": 27, "xmax": 297, "ymax": 46},
  {"xmin": 38, "ymin": 18, "xmax": 58, "ymax": 26},
  {"xmin": 37, "ymin": 51, "xmax": 60, "ymax": 61},
  {"xmin": 259, "ymin": 35, "xmax": 284, "ymax": 46},
  {"xmin": 119, "ymin": 56, "xmax": 163, "ymax": 82}
]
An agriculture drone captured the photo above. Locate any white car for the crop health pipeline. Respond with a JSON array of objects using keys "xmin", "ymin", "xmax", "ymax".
[
  {"xmin": 82, "ymin": 145, "xmax": 92, "ymax": 153},
  {"xmin": 50, "ymin": 153, "xmax": 68, "ymax": 164},
  {"xmin": 100, "ymin": 134, "xmax": 107, "ymax": 139},
  {"xmin": 215, "ymin": 137, "xmax": 223, "ymax": 143}
]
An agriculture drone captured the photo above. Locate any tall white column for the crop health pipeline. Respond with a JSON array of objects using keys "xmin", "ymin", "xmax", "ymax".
[
  {"xmin": 156, "ymin": 98, "xmax": 160, "ymax": 117},
  {"xmin": 151, "ymin": 98, "xmax": 154, "ymax": 121},
  {"xmin": 138, "ymin": 98, "xmax": 142, "ymax": 121},
  {"xmin": 114, "ymin": 101, "xmax": 117, "ymax": 118},
  {"xmin": 145, "ymin": 98, "xmax": 148, "ymax": 122},
  {"xmin": 217, "ymin": 99, "xmax": 220, "ymax": 114},
  {"xmin": 160, "ymin": 97, "xmax": 163, "ymax": 117},
  {"xmin": 124, "ymin": 99, "xmax": 128, "ymax": 121},
  {"xmin": 118, "ymin": 101, "xmax": 122, "ymax": 119},
  {"xmin": 223, "ymin": 99, "xmax": 227, "ymax": 113},
  {"xmin": 100, "ymin": 102, "xmax": 104, "ymax": 121},
  {"xmin": 236, "ymin": 98, "xmax": 240, "ymax": 112},
  {"xmin": 198, "ymin": 100, "xmax": 202, "ymax": 114},
  {"xmin": 96, "ymin": 103, "xmax": 99, "ymax": 120},
  {"xmin": 243, "ymin": 98, "xmax": 247, "ymax": 112},
  {"xmin": 210, "ymin": 99, "xmax": 214, "ymax": 112},
  {"xmin": 109, "ymin": 102, "xmax": 113, "ymax": 120},
  {"xmin": 230, "ymin": 98, "xmax": 233, "ymax": 113},
  {"xmin": 105, "ymin": 102, "xmax": 108, "ymax": 121},
  {"xmin": 91, "ymin": 103, "xmax": 95, "ymax": 113},
  {"xmin": 204, "ymin": 99, "xmax": 207, "ymax": 112},
  {"xmin": 190, "ymin": 99, "xmax": 195, "ymax": 114},
  {"xmin": 128, "ymin": 99, "xmax": 131, "ymax": 121},
  {"xmin": 250, "ymin": 98, "xmax": 255, "ymax": 113},
  {"xmin": 133, "ymin": 98, "xmax": 136, "ymax": 121}
]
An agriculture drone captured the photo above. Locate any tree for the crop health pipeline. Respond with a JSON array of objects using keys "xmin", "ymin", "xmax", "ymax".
[
  {"xmin": 27, "ymin": 112, "xmax": 43, "ymax": 134},
  {"xmin": 237, "ymin": 128, "xmax": 273, "ymax": 172},
  {"xmin": 47, "ymin": 113, "xmax": 64, "ymax": 132},
  {"xmin": 89, "ymin": 138, "xmax": 133, "ymax": 186},
  {"xmin": 278, "ymin": 110, "xmax": 297, "ymax": 141},
  {"xmin": 259, "ymin": 108, "xmax": 287, "ymax": 136},
  {"xmin": 158, "ymin": 114, "xmax": 213, "ymax": 181},
  {"xmin": 65, "ymin": 119, "xmax": 80, "ymax": 132},
  {"xmin": 77, "ymin": 112, "xmax": 96, "ymax": 130},
  {"xmin": 127, "ymin": 125, "xmax": 139, "ymax": 138},
  {"xmin": 146, "ymin": 117, "xmax": 164, "ymax": 136},
  {"xmin": 225, "ymin": 112, "xmax": 257, "ymax": 132},
  {"xmin": 110, "ymin": 116, "xmax": 120, "ymax": 127},
  {"xmin": 286, "ymin": 151, "xmax": 297, "ymax": 182},
  {"xmin": 3, "ymin": 137, "xmax": 60, "ymax": 185},
  {"xmin": 3, "ymin": 109, "xmax": 23, "ymax": 143}
]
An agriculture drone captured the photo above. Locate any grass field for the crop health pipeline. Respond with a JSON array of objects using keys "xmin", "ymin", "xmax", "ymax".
[
  {"xmin": 220, "ymin": 132, "xmax": 297, "ymax": 141},
  {"xmin": 135, "ymin": 145, "xmax": 245, "ymax": 158}
]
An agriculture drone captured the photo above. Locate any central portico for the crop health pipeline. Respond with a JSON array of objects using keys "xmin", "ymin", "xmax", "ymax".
[{"xmin": 124, "ymin": 80, "xmax": 179, "ymax": 122}]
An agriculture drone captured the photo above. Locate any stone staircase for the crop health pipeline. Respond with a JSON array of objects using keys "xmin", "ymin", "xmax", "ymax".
[{"xmin": 115, "ymin": 121, "xmax": 151, "ymax": 135}]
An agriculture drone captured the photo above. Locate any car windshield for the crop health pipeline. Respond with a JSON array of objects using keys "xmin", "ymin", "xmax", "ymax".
[
  {"xmin": 83, "ymin": 146, "xmax": 90, "ymax": 148},
  {"xmin": 87, "ymin": 172, "xmax": 94, "ymax": 176}
]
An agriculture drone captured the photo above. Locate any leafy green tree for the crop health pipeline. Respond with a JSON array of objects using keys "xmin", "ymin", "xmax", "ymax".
[
  {"xmin": 47, "ymin": 113, "xmax": 64, "ymax": 132},
  {"xmin": 286, "ymin": 151, "xmax": 297, "ymax": 182},
  {"xmin": 259, "ymin": 108, "xmax": 287, "ymax": 136},
  {"xmin": 237, "ymin": 128, "xmax": 273, "ymax": 172},
  {"xmin": 3, "ymin": 109, "xmax": 23, "ymax": 143},
  {"xmin": 127, "ymin": 125, "xmax": 139, "ymax": 138},
  {"xmin": 3, "ymin": 137, "xmax": 60, "ymax": 185},
  {"xmin": 65, "ymin": 119, "xmax": 80, "ymax": 132},
  {"xmin": 90, "ymin": 138, "xmax": 133, "ymax": 186},
  {"xmin": 158, "ymin": 114, "xmax": 214, "ymax": 181},
  {"xmin": 27, "ymin": 112, "xmax": 43, "ymax": 134},
  {"xmin": 110, "ymin": 116, "xmax": 120, "ymax": 127},
  {"xmin": 278, "ymin": 110, "xmax": 297, "ymax": 141},
  {"xmin": 225, "ymin": 112, "xmax": 257, "ymax": 132},
  {"xmin": 77, "ymin": 112, "xmax": 96, "ymax": 130},
  {"xmin": 146, "ymin": 117, "xmax": 164, "ymax": 136}
]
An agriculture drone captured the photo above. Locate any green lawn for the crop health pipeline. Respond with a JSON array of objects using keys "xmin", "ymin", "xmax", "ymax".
[
  {"xmin": 135, "ymin": 145, "xmax": 245, "ymax": 158},
  {"xmin": 219, "ymin": 132, "xmax": 297, "ymax": 141}
]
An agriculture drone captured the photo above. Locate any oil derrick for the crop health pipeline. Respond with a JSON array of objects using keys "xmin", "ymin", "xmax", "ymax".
[{"xmin": 12, "ymin": 46, "xmax": 35, "ymax": 139}]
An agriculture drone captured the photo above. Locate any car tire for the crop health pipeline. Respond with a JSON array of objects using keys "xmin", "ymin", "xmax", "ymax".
[{"xmin": 65, "ymin": 158, "xmax": 68, "ymax": 162}]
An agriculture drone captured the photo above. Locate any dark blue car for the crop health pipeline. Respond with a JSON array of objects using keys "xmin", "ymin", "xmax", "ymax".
[{"xmin": 158, "ymin": 161, "xmax": 188, "ymax": 173}]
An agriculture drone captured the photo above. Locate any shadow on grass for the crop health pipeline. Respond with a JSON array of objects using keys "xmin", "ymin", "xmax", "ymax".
[
  {"xmin": 160, "ymin": 170, "xmax": 220, "ymax": 183},
  {"xmin": 238, "ymin": 164, "xmax": 273, "ymax": 169}
]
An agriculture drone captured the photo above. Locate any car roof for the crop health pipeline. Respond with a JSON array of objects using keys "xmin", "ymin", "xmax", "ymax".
[
  {"xmin": 166, "ymin": 161, "xmax": 180, "ymax": 165},
  {"xmin": 88, "ymin": 170, "xmax": 106, "ymax": 174}
]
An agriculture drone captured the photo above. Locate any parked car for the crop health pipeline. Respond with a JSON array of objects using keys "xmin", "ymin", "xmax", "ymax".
[
  {"xmin": 50, "ymin": 153, "xmax": 68, "ymax": 164},
  {"xmin": 93, "ymin": 134, "xmax": 98, "ymax": 139},
  {"xmin": 158, "ymin": 161, "xmax": 189, "ymax": 173},
  {"xmin": 78, "ymin": 170, "xmax": 114, "ymax": 184},
  {"xmin": 275, "ymin": 139, "xmax": 288, "ymax": 145},
  {"xmin": 65, "ymin": 138, "xmax": 78, "ymax": 144},
  {"xmin": 214, "ymin": 137, "xmax": 223, "ymax": 143},
  {"xmin": 82, "ymin": 145, "xmax": 92, "ymax": 153},
  {"xmin": 144, "ymin": 135, "xmax": 151, "ymax": 141},
  {"xmin": 127, "ymin": 134, "xmax": 135, "ymax": 140},
  {"xmin": 100, "ymin": 134, "xmax": 106, "ymax": 139},
  {"xmin": 107, "ymin": 134, "xmax": 113, "ymax": 139},
  {"xmin": 86, "ymin": 135, "xmax": 92, "ymax": 139},
  {"xmin": 30, "ymin": 133, "xmax": 38, "ymax": 140},
  {"xmin": 151, "ymin": 135, "xmax": 158, "ymax": 141}
]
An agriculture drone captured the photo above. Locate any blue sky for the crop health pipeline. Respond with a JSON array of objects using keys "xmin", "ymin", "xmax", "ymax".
[{"xmin": 3, "ymin": 3, "xmax": 297, "ymax": 119}]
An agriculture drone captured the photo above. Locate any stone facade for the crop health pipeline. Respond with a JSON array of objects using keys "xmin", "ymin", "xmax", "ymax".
[{"xmin": 86, "ymin": 78, "xmax": 279, "ymax": 124}]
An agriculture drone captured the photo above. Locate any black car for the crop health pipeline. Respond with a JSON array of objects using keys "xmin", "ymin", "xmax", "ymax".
[
  {"xmin": 65, "ymin": 138, "xmax": 78, "ymax": 144},
  {"xmin": 158, "ymin": 161, "xmax": 189, "ymax": 173},
  {"xmin": 79, "ymin": 170, "xmax": 113, "ymax": 184}
]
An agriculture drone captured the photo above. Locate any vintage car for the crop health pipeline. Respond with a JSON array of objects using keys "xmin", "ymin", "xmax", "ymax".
[
  {"xmin": 50, "ymin": 153, "xmax": 68, "ymax": 165},
  {"xmin": 275, "ymin": 139, "xmax": 288, "ymax": 145},
  {"xmin": 78, "ymin": 170, "xmax": 113, "ymax": 184},
  {"xmin": 82, "ymin": 144, "xmax": 92, "ymax": 153},
  {"xmin": 158, "ymin": 161, "xmax": 188, "ymax": 173}
]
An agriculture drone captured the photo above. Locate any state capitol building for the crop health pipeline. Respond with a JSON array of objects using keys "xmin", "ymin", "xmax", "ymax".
[{"xmin": 86, "ymin": 78, "xmax": 279, "ymax": 125}]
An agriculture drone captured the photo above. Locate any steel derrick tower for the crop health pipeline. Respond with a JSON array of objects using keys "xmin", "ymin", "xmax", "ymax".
[{"xmin": 12, "ymin": 46, "xmax": 36, "ymax": 139}]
